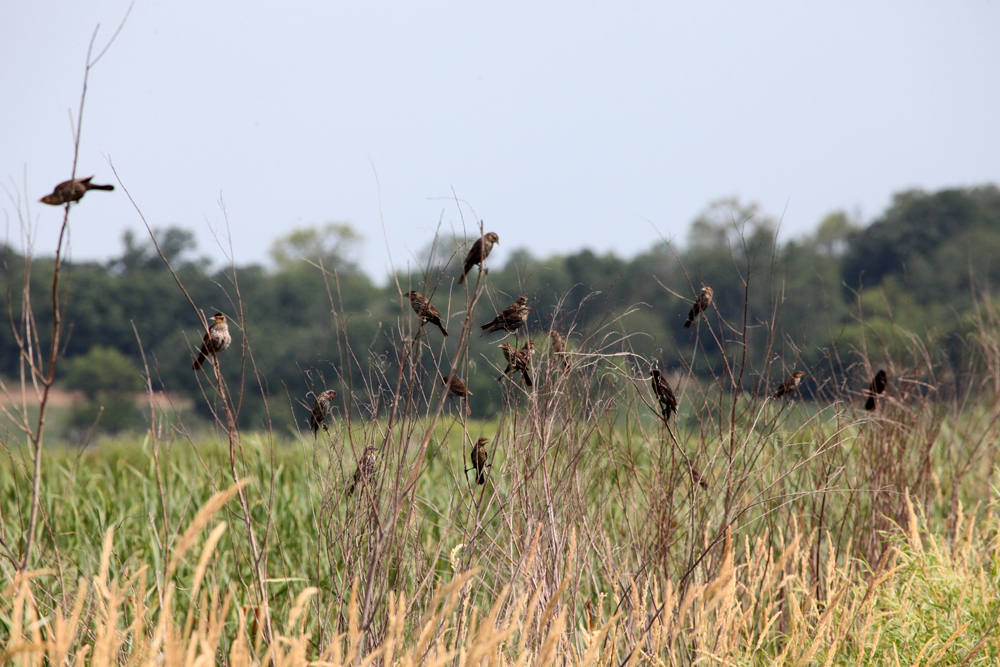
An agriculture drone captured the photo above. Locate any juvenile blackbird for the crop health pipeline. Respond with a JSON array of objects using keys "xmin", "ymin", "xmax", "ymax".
[
  {"xmin": 772, "ymin": 371, "xmax": 804, "ymax": 399},
  {"xmin": 470, "ymin": 437, "xmax": 490, "ymax": 485},
  {"xmin": 650, "ymin": 364, "xmax": 677, "ymax": 422},
  {"xmin": 864, "ymin": 369, "xmax": 888, "ymax": 411},
  {"xmin": 480, "ymin": 296, "xmax": 529, "ymax": 335},
  {"xmin": 550, "ymin": 330, "xmax": 569, "ymax": 370},
  {"xmin": 309, "ymin": 389, "xmax": 338, "ymax": 436},
  {"xmin": 346, "ymin": 446, "xmax": 378, "ymax": 497},
  {"xmin": 40, "ymin": 176, "xmax": 114, "ymax": 205},
  {"xmin": 442, "ymin": 374, "xmax": 473, "ymax": 415},
  {"xmin": 458, "ymin": 231, "xmax": 499, "ymax": 284},
  {"xmin": 684, "ymin": 286, "xmax": 714, "ymax": 329},
  {"xmin": 192, "ymin": 313, "xmax": 232, "ymax": 370},
  {"xmin": 499, "ymin": 340, "xmax": 535, "ymax": 387},
  {"xmin": 690, "ymin": 464, "xmax": 709, "ymax": 489},
  {"xmin": 406, "ymin": 290, "xmax": 448, "ymax": 336}
]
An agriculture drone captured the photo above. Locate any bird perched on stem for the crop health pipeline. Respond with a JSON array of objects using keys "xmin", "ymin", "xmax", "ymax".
[
  {"xmin": 346, "ymin": 446, "xmax": 377, "ymax": 497},
  {"xmin": 458, "ymin": 231, "xmax": 499, "ymax": 284},
  {"xmin": 309, "ymin": 389, "xmax": 338, "ymax": 436},
  {"xmin": 192, "ymin": 313, "xmax": 231, "ymax": 370},
  {"xmin": 469, "ymin": 437, "xmax": 490, "ymax": 485},
  {"xmin": 442, "ymin": 374, "xmax": 472, "ymax": 415},
  {"xmin": 499, "ymin": 340, "xmax": 535, "ymax": 387},
  {"xmin": 865, "ymin": 369, "xmax": 888, "ymax": 411},
  {"xmin": 690, "ymin": 464, "xmax": 709, "ymax": 489},
  {"xmin": 480, "ymin": 296, "xmax": 529, "ymax": 335},
  {"xmin": 684, "ymin": 286, "xmax": 714, "ymax": 329},
  {"xmin": 650, "ymin": 363, "xmax": 677, "ymax": 422},
  {"xmin": 772, "ymin": 371, "xmax": 804, "ymax": 399},
  {"xmin": 406, "ymin": 290, "xmax": 448, "ymax": 336},
  {"xmin": 40, "ymin": 176, "xmax": 114, "ymax": 205},
  {"xmin": 550, "ymin": 330, "xmax": 569, "ymax": 370}
]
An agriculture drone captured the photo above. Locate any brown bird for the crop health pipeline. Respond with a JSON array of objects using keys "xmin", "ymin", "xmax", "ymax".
[
  {"xmin": 40, "ymin": 176, "xmax": 114, "ymax": 205},
  {"xmin": 550, "ymin": 330, "xmax": 569, "ymax": 370},
  {"xmin": 650, "ymin": 363, "xmax": 677, "ymax": 422},
  {"xmin": 442, "ymin": 374, "xmax": 473, "ymax": 415},
  {"xmin": 192, "ymin": 313, "xmax": 232, "ymax": 370},
  {"xmin": 309, "ymin": 389, "xmax": 338, "ymax": 436},
  {"xmin": 865, "ymin": 369, "xmax": 888, "ymax": 411},
  {"xmin": 480, "ymin": 296, "xmax": 529, "ymax": 335},
  {"xmin": 406, "ymin": 290, "xmax": 448, "ymax": 336},
  {"xmin": 458, "ymin": 231, "xmax": 499, "ymax": 284},
  {"xmin": 690, "ymin": 464, "xmax": 709, "ymax": 489},
  {"xmin": 469, "ymin": 437, "xmax": 490, "ymax": 485},
  {"xmin": 499, "ymin": 340, "xmax": 535, "ymax": 387},
  {"xmin": 772, "ymin": 370, "xmax": 804, "ymax": 399},
  {"xmin": 346, "ymin": 446, "xmax": 378, "ymax": 497},
  {"xmin": 684, "ymin": 286, "xmax": 714, "ymax": 329}
]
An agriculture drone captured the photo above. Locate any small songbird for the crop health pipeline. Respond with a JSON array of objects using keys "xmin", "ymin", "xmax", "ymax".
[
  {"xmin": 406, "ymin": 290, "xmax": 448, "ymax": 336},
  {"xmin": 192, "ymin": 313, "xmax": 232, "ymax": 370},
  {"xmin": 480, "ymin": 296, "xmax": 529, "ymax": 335},
  {"xmin": 458, "ymin": 231, "xmax": 499, "ymax": 284},
  {"xmin": 346, "ymin": 446, "xmax": 378, "ymax": 497},
  {"xmin": 470, "ymin": 437, "xmax": 490, "ymax": 485},
  {"xmin": 865, "ymin": 369, "xmax": 888, "ymax": 411},
  {"xmin": 690, "ymin": 464, "xmax": 709, "ymax": 489},
  {"xmin": 684, "ymin": 286, "xmax": 714, "ymax": 329},
  {"xmin": 309, "ymin": 389, "xmax": 338, "ymax": 436},
  {"xmin": 549, "ymin": 330, "xmax": 569, "ymax": 370},
  {"xmin": 650, "ymin": 363, "xmax": 677, "ymax": 422},
  {"xmin": 40, "ymin": 176, "xmax": 114, "ymax": 205},
  {"xmin": 499, "ymin": 340, "xmax": 535, "ymax": 387},
  {"xmin": 442, "ymin": 374, "xmax": 473, "ymax": 415},
  {"xmin": 772, "ymin": 370, "xmax": 804, "ymax": 399}
]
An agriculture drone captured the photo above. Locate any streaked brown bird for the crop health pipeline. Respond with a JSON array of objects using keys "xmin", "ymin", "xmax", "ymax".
[
  {"xmin": 192, "ymin": 313, "xmax": 232, "ymax": 370},
  {"xmin": 772, "ymin": 370, "xmax": 804, "ymax": 399},
  {"xmin": 470, "ymin": 437, "xmax": 490, "ymax": 485},
  {"xmin": 406, "ymin": 290, "xmax": 448, "ymax": 336},
  {"xmin": 458, "ymin": 231, "xmax": 499, "ymax": 284},
  {"xmin": 346, "ymin": 446, "xmax": 378, "ymax": 497},
  {"xmin": 690, "ymin": 464, "xmax": 709, "ymax": 489},
  {"xmin": 550, "ymin": 330, "xmax": 569, "ymax": 370},
  {"xmin": 684, "ymin": 286, "xmax": 714, "ymax": 329},
  {"xmin": 40, "ymin": 176, "xmax": 114, "ymax": 205},
  {"xmin": 442, "ymin": 374, "xmax": 473, "ymax": 415},
  {"xmin": 480, "ymin": 296, "xmax": 529, "ymax": 335},
  {"xmin": 309, "ymin": 389, "xmax": 338, "ymax": 436},
  {"xmin": 865, "ymin": 369, "xmax": 888, "ymax": 411},
  {"xmin": 650, "ymin": 363, "xmax": 677, "ymax": 422},
  {"xmin": 499, "ymin": 340, "xmax": 535, "ymax": 387}
]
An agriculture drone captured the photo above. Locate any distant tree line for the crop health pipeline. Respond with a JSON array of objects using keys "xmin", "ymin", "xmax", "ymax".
[{"xmin": 2, "ymin": 184, "xmax": 998, "ymax": 434}]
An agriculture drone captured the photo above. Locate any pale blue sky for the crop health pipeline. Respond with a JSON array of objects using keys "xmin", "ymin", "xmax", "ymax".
[{"xmin": 2, "ymin": 1, "xmax": 998, "ymax": 278}]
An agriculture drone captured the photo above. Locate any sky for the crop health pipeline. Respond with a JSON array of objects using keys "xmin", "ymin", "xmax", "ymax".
[{"xmin": 1, "ymin": 1, "xmax": 998, "ymax": 280}]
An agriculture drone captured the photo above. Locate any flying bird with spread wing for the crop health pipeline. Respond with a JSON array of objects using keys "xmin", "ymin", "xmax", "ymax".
[{"xmin": 40, "ymin": 176, "xmax": 114, "ymax": 205}]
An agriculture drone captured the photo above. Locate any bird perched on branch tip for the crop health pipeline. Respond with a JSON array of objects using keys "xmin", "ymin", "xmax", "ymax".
[
  {"xmin": 309, "ymin": 389, "xmax": 338, "ymax": 436},
  {"xmin": 480, "ymin": 296, "xmax": 529, "ymax": 335},
  {"xmin": 406, "ymin": 290, "xmax": 448, "ymax": 336},
  {"xmin": 458, "ymin": 231, "xmax": 499, "ymax": 284},
  {"xmin": 772, "ymin": 371, "xmax": 804, "ymax": 399},
  {"xmin": 192, "ymin": 313, "xmax": 231, "ymax": 370},
  {"xmin": 684, "ymin": 286, "xmax": 714, "ymax": 329}
]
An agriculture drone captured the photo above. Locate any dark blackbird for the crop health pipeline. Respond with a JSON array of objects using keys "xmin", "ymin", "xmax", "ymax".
[
  {"xmin": 499, "ymin": 340, "xmax": 535, "ymax": 387},
  {"xmin": 346, "ymin": 446, "xmax": 378, "ymax": 497},
  {"xmin": 406, "ymin": 290, "xmax": 448, "ymax": 336},
  {"xmin": 650, "ymin": 364, "xmax": 677, "ymax": 422},
  {"xmin": 309, "ymin": 389, "xmax": 338, "ymax": 436},
  {"xmin": 192, "ymin": 313, "xmax": 232, "ymax": 370},
  {"xmin": 772, "ymin": 371, "xmax": 804, "ymax": 399},
  {"xmin": 470, "ymin": 437, "xmax": 490, "ymax": 485},
  {"xmin": 442, "ymin": 374, "xmax": 473, "ymax": 415},
  {"xmin": 684, "ymin": 286, "xmax": 714, "ymax": 329},
  {"xmin": 550, "ymin": 330, "xmax": 569, "ymax": 370},
  {"xmin": 480, "ymin": 296, "xmax": 529, "ymax": 335},
  {"xmin": 865, "ymin": 369, "xmax": 888, "ymax": 411},
  {"xmin": 40, "ymin": 176, "xmax": 114, "ymax": 205},
  {"xmin": 458, "ymin": 231, "xmax": 499, "ymax": 284}
]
